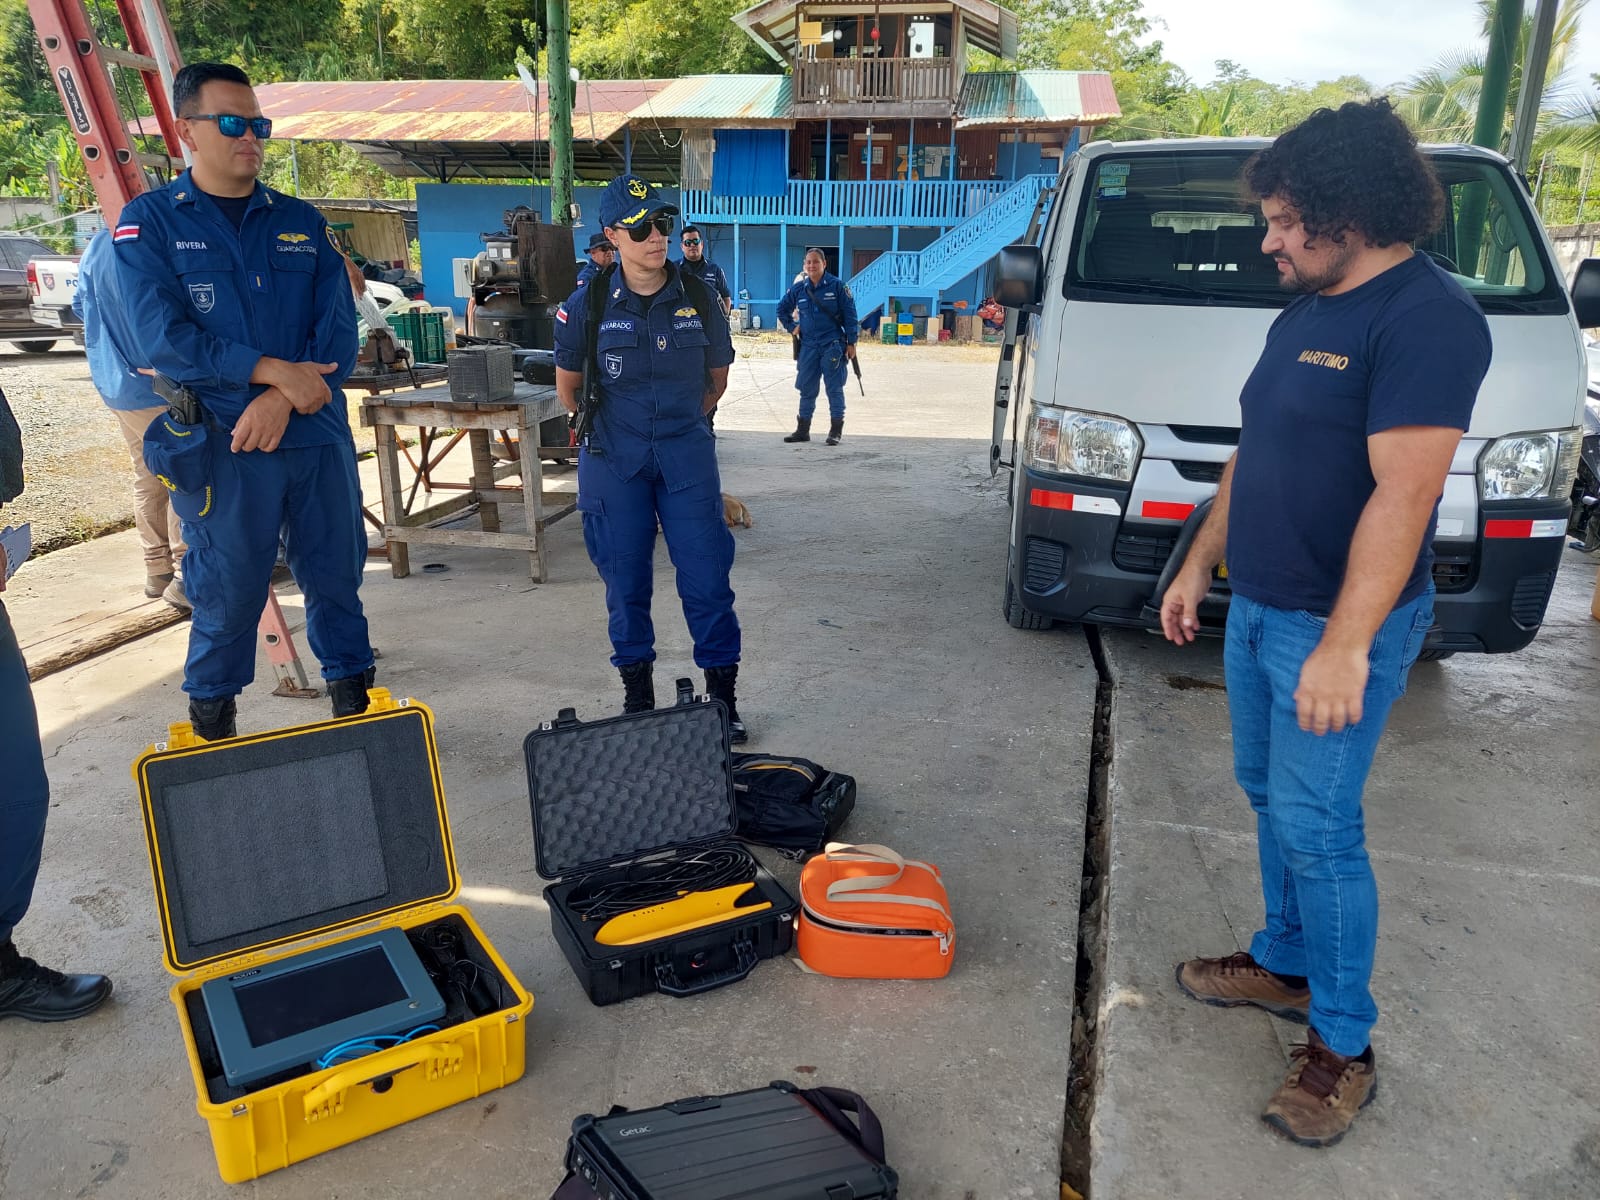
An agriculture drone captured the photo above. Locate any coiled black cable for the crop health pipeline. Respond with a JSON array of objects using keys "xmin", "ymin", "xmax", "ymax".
[{"xmin": 567, "ymin": 847, "xmax": 757, "ymax": 921}]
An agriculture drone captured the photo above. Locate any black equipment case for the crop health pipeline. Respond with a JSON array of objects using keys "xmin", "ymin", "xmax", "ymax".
[
  {"xmin": 562, "ymin": 1081, "xmax": 898, "ymax": 1200},
  {"xmin": 523, "ymin": 686, "xmax": 798, "ymax": 1006}
]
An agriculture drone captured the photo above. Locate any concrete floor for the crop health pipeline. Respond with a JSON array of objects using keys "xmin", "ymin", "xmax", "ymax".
[
  {"xmin": 1092, "ymin": 549, "xmax": 1600, "ymax": 1200},
  {"xmin": 0, "ymin": 344, "xmax": 1093, "ymax": 1198},
  {"xmin": 6, "ymin": 339, "xmax": 1598, "ymax": 1198}
]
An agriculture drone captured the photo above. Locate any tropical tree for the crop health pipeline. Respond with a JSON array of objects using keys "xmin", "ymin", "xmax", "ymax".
[{"xmin": 1396, "ymin": 0, "xmax": 1586, "ymax": 145}]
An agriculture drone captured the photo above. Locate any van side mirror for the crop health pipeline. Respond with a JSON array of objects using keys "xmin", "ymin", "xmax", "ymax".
[
  {"xmin": 1572, "ymin": 258, "xmax": 1600, "ymax": 329},
  {"xmin": 996, "ymin": 244, "xmax": 1043, "ymax": 309}
]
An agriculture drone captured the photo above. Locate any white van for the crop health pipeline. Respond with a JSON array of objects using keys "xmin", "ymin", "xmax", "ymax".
[{"xmin": 992, "ymin": 138, "xmax": 1592, "ymax": 656}]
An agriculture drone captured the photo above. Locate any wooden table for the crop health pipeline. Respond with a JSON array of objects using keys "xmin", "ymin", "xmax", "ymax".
[{"xmin": 359, "ymin": 382, "xmax": 576, "ymax": 581}]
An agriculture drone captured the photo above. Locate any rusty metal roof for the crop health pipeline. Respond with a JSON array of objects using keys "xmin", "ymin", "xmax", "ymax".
[
  {"xmin": 253, "ymin": 79, "xmax": 679, "ymax": 181},
  {"xmin": 258, "ymin": 80, "xmax": 671, "ymax": 143},
  {"xmin": 632, "ymin": 76, "xmax": 793, "ymax": 127},
  {"xmin": 957, "ymin": 71, "xmax": 1120, "ymax": 128}
]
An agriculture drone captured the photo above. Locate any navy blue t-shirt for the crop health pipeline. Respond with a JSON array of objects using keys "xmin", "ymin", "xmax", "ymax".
[{"xmin": 1227, "ymin": 253, "xmax": 1491, "ymax": 615}]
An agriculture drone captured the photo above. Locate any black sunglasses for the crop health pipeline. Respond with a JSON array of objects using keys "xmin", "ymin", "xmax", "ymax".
[
  {"xmin": 681, "ymin": 237, "xmax": 701, "ymax": 246},
  {"xmin": 187, "ymin": 113, "xmax": 273, "ymax": 140},
  {"xmin": 618, "ymin": 214, "xmax": 674, "ymax": 242}
]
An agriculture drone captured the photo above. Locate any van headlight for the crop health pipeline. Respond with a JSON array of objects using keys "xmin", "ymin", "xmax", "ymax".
[
  {"xmin": 1024, "ymin": 406, "xmax": 1142, "ymax": 483},
  {"xmin": 1478, "ymin": 429, "xmax": 1581, "ymax": 501}
]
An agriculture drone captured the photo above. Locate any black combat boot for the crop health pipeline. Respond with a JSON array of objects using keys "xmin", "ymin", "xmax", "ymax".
[
  {"xmin": 188, "ymin": 695, "xmax": 237, "ymax": 742},
  {"xmin": 704, "ymin": 665, "xmax": 748, "ymax": 744},
  {"xmin": 619, "ymin": 662, "xmax": 655, "ymax": 714},
  {"xmin": 329, "ymin": 665, "xmax": 376, "ymax": 719},
  {"xmin": 825, "ymin": 419, "xmax": 844, "ymax": 446},
  {"xmin": 783, "ymin": 418, "xmax": 811, "ymax": 443},
  {"xmin": 0, "ymin": 941, "xmax": 112, "ymax": 1023}
]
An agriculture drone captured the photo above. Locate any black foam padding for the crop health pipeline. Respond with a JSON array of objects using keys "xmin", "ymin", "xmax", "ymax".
[
  {"xmin": 142, "ymin": 709, "xmax": 452, "ymax": 967},
  {"xmin": 524, "ymin": 701, "xmax": 735, "ymax": 879}
]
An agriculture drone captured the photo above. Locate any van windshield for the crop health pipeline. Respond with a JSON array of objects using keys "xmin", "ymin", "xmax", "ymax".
[{"xmin": 1067, "ymin": 149, "xmax": 1567, "ymax": 316}]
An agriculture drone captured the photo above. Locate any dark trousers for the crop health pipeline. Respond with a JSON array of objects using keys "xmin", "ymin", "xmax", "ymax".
[
  {"xmin": 0, "ymin": 599, "xmax": 49, "ymax": 944},
  {"xmin": 576, "ymin": 448, "xmax": 740, "ymax": 670},
  {"xmin": 181, "ymin": 437, "xmax": 373, "ymax": 698}
]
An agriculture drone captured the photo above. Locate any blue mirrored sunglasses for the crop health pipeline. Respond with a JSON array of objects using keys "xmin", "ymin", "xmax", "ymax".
[{"xmin": 189, "ymin": 113, "xmax": 272, "ymax": 140}]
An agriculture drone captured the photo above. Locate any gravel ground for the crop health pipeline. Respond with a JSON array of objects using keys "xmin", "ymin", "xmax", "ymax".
[{"xmin": 0, "ymin": 342, "xmax": 136, "ymax": 554}]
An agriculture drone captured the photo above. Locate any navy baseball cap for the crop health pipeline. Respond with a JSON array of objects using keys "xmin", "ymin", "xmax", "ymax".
[
  {"xmin": 599, "ymin": 173, "xmax": 678, "ymax": 231},
  {"xmin": 586, "ymin": 231, "xmax": 615, "ymax": 252},
  {"xmin": 143, "ymin": 415, "xmax": 215, "ymax": 522}
]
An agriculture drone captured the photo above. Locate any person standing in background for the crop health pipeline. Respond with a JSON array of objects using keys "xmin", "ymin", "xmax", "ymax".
[
  {"xmin": 74, "ymin": 229, "xmax": 189, "ymax": 611},
  {"xmin": 777, "ymin": 249, "xmax": 857, "ymax": 447},
  {"xmin": 678, "ymin": 226, "xmax": 732, "ymax": 315}
]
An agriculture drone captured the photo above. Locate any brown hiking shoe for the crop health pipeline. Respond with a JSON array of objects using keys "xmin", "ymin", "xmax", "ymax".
[
  {"xmin": 1175, "ymin": 951, "xmax": 1310, "ymax": 1022},
  {"xmin": 1262, "ymin": 1029, "xmax": 1377, "ymax": 1148}
]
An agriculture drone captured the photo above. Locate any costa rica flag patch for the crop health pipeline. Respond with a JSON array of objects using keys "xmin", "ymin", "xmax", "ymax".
[{"xmin": 113, "ymin": 223, "xmax": 140, "ymax": 243}]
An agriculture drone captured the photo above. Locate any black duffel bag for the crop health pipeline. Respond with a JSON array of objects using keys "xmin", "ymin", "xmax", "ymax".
[{"xmin": 731, "ymin": 753, "xmax": 856, "ymax": 858}]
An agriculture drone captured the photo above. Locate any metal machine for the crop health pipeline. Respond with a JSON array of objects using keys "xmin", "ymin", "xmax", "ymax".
[{"xmin": 470, "ymin": 206, "xmax": 578, "ymax": 360}]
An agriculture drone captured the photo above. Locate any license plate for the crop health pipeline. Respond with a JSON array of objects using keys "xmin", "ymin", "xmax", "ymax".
[{"xmin": 30, "ymin": 308, "xmax": 61, "ymax": 327}]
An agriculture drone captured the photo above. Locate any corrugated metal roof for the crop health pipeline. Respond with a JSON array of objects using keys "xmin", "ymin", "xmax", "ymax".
[
  {"xmin": 256, "ymin": 79, "xmax": 674, "ymax": 144},
  {"xmin": 957, "ymin": 71, "xmax": 1120, "ymax": 128},
  {"xmin": 633, "ymin": 75, "xmax": 793, "ymax": 126}
]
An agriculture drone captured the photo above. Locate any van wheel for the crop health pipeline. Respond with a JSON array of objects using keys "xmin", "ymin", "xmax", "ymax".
[
  {"xmin": 1004, "ymin": 575, "xmax": 1052, "ymax": 631},
  {"xmin": 1416, "ymin": 649, "xmax": 1456, "ymax": 662},
  {"xmin": 13, "ymin": 340, "xmax": 55, "ymax": 354}
]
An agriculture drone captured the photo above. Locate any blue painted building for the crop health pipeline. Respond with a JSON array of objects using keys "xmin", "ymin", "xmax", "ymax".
[{"xmin": 260, "ymin": 1, "xmax": 1118, "ymax": 332}]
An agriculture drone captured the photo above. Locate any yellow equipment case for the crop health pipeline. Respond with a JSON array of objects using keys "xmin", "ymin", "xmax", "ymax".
[{"xmin": 133, "ymin": 691, "xmax": 534, "ymax": 1184}]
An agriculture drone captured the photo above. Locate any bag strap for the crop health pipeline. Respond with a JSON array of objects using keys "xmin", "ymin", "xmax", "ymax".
[
  {"xmin": 819, "ymin": 843, "xmax": 951, "ymax": 918},
  {"xmin": 576, "ymin": 263, "xmax": 617, "ymax": 443},
  {"xmin": 802, "ymin": 1085, "xmax": 887, "ymax": 1164}
]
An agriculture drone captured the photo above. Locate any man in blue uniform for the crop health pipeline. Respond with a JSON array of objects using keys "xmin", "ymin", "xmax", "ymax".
[
  {"xmin": 678, "ymin": 226, "xmax": 731, "ymax": 314},
  {"xmin": 575, "ymin": 232, "xmax": 615, "ymax": 288},
  {"xmin": 112, "ymin": 62, "xmax": 373, "ymax": 741},
  {"xmin": 74, "ymin": 228, "xmax": 189, "ymax": 610},
  {"xmin": 553, "ymin": 174, "xmax": 747, "ymax": 741},
  {"xmin": 777, "ymin": 248, "xmax": 857, "ymax": 446},
  {"xmin": 1160, "ymin": 99, "xmax": 1490, "ymax": 1148}
]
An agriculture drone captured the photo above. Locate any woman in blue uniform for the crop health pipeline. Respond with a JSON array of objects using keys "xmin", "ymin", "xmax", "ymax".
[{"xmin": 553, "ymin": 175, "xmax": 747, "ymax": 741}]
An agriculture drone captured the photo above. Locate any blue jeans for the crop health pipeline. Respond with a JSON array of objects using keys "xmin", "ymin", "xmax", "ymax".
[
  {"xmin": 0, "ymin": 599, "xmax": 50, "ymax": 944},
  {"xmin": 1225, "ymin": 590, "xmax": 1432, "ymax": 1056}
]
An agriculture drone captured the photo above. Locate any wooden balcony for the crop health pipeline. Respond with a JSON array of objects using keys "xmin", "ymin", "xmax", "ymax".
[{"xmin": 793, "ymin": 57, "xmax": 958, "ymax": 115}]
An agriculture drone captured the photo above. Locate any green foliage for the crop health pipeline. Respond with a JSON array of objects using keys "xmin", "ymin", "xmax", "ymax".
[
  {"xmin": 259, "ymin": 139, "xmax": 415, "ymax": 199},
  {"xmin": 1395, "ymin": 0, "xmax": 1585, "ymax": 145},
  {"xmin": 569, "ymin": 0, "xmax": 778, "ymax": 79}
]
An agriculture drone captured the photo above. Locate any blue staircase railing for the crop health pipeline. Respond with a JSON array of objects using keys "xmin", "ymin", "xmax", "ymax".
[{"xmin": 846, "ymin": 173, "xmax": 1053, "ymax": 319}]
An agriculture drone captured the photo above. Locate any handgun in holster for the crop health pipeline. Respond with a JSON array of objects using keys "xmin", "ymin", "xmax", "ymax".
[{"xmin": 152, "ymin": 373, "xmax": 204, "ymax": 427}]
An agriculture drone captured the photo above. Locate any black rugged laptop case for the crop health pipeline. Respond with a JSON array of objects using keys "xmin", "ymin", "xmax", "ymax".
[
  {"xmin": 524, "ymin": 687, "xmax": 797, "ymax": 1006},
  {"xmin": 565, "ymin": 1081, "xmax": 898, "ymax": 1200}
]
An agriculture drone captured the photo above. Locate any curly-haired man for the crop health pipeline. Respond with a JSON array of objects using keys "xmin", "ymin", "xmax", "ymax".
[{"xmin": 1159, "ymin": 99, "xmax": 1491, "ymax": 1147}]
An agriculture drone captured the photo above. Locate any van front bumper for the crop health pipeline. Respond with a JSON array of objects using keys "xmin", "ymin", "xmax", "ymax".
[{"xmin": 1012, "ymin": 475, "xmax": 1567, "ymax": 653}]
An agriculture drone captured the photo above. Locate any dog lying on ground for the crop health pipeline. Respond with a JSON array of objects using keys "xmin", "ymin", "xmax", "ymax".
[{"xmin": 722, "ymin": 493, "xmax": 754, "ymax": 529}]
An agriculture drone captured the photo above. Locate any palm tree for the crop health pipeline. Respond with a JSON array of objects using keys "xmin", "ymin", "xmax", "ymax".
[{"xmin": 1396, "ymin": 0, "xmax": 1586, "ymax": 145}]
